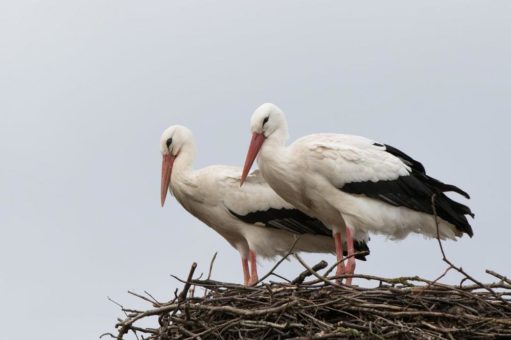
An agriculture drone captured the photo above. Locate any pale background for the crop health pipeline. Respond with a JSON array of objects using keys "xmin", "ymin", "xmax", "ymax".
[{"xmin": 1, "ymin": 1, "xmax": 510, "ymax": 339}]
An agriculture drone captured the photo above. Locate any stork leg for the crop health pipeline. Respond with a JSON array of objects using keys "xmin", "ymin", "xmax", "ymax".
[
  {"xmin": 345, "ymin": 228, "xmax": 356, "ymax": 286},
  {"xmin": 334, "ymin": 232, "xmax": 346, "ymax": 282},
  {"xmin": 248, "ymin": 250, "xmax": 259, "ymax": 286},
  {"xmin": 242, "ymin": 257, "xmax": 250, "ymax": 286}
]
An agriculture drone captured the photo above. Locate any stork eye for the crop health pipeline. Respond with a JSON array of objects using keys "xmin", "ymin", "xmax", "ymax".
[
  {"xmin": 262, "ymin": 116, "xmax": 269, "ymax": 127},
  {"xmin": 166, "ymin": 138, "xmax": 173, "ymax": 148}
]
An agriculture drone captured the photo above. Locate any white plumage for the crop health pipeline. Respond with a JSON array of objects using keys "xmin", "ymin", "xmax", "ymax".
[
  {"xmin": 266, "ymin": 133, "xmax": 457, "ymax": 239},
  {"xmin": 241, "ymin": 103, "xmax": 473, "ymax": 284},
  {"xmin": 160, "ymin": 125, "xmax": 369, "ymax": 285}
]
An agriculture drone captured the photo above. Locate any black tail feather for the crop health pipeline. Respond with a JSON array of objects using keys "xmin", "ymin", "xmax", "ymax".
[
  {"xmin": 341, "ymin": 172, "xmax": 474, "ymax": 237},
  {"xmin": 426, "ymin": 176, "xmax": 471, "ymax": 199},
  {"xmin": 367, "ymin": 142, "xmax": 474, "ymax": 237},
  {"xmin": 380, "ymin": 142, "xmax": 471, "ymax": 199},
  {"xmin": 352, "ymin": 240, "xmax": 370, "ymax": 261},
  {"xmin": 424, "ymin": 175, "xmax": 474, "ymax": 235},
  {"xmin": 434, "ymin": 192, "xmax": 474, "ymax": 237}
]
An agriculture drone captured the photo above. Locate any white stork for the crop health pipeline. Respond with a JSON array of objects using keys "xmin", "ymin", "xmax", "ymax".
[
  {"xmin": 241, "ymin": 103, "xmax": 474, "ymax": 285},
  {"xmin": 160, "ymin": 125, "xmax": 370, "ymax": 285}
]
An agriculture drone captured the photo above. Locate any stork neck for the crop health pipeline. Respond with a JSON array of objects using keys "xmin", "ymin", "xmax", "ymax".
[
  {"xmin": 170, "ymin": 144, "xmax": 196, "ymax": 184},
  {"xmin": 270, "ymin": 122, "xmax": 289, "ymax": 145},
  {"xmin": 266, "ymin": 125, "xmax": 288, "ymax": 148},
  {"xmin": 258, "ymin": 133, "xmax": 288, "ymax": 167}
]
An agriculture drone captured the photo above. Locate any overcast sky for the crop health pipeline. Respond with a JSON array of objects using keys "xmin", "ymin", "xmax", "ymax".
[{"xmin": 1, "ymin": 1, "xmax": 510, "ymax": 339}]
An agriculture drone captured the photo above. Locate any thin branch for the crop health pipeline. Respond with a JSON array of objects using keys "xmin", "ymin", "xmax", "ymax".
[
  {"xmin": 254, "ymin": 236, "xmax": 301, "ymax": 285},
  {"xmin": 431, "ymin": 194, "xmax": 511, "ymax": 314},
  {"xmin": 292, "ymin": 260, "xmax": 328, "ymax": 284},
  {"xmin": 294, "ymin": 254, "xmax": 341, "ymax": 288},
  {"xmin": 486, "ymin": 270, "xmax": 511, "ymax": 285},
  {"xmin": 207, "ymin": 252, "xmax": 218, "ymax": 281},
  {"xmin": 323, "ymin": 250, "xmax": 369, "ymax": 278}
]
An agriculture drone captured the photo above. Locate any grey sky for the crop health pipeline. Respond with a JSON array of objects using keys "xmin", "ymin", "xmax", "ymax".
[{"xmin": 1, "ymin": 1, "xmax": 510, "ymax": 339}]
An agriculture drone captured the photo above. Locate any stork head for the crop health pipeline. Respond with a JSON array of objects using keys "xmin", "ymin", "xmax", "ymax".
[
  {"xmin": 241, "ymin": 103, "xmax": 288, "ymax": 185},
  {"xmin": 159, "ymin": 125, "xmax": 194, "ymax": 207}
]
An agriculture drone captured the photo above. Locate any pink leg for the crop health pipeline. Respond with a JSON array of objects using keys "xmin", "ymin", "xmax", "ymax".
[
  {"xmin": 242, "ymin": 257, "xmax": 250, "ymax": 286},
  {"xmin": 345, "ymin": 228, "xmax": 356, "ymax": 286},
  {"xmin": 334, "ymin": 232, "xmax": 346, "ymax": 282},
  {"xmin": 248, "ymin": 250, "xmax": 259, "ymax": 286}
]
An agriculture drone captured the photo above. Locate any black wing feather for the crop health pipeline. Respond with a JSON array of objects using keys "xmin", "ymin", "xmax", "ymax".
[
  {"xmin": 377, "ymin": 143, "xmax": 470, "ymax": 199},
  {"xmin": 376, "ymin": 143, "xmax": 426, "ymax": 174},
  {"xmin": 341, "ymin": 173, "xmax": 474, "ymax": 237},
  {"xmin": 228, "ymin": 208, "xmax": 370, "ymax": 260}
]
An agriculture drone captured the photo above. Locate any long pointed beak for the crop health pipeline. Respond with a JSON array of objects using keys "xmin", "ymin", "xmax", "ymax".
[
  {"xmin": 161, "ymin": 154, "xmax": 175, "ymax": 207},
  {"xmin": 241, "ymin": 132, "xmax": 265, "ymax": 186}
]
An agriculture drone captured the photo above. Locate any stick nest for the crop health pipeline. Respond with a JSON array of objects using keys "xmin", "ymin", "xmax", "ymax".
[{"xmin": 107, "ymin": 258, "xmax": 511, "ymax": 340}]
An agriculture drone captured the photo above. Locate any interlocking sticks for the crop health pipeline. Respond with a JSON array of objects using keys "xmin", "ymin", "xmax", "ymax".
[
  {"xmin": 107, "ymin": 259, "xmax": 511, "ymax": 340},
  {"xmin": 106, "ymin": 197, "xmax": 509, "ymax": 339}
]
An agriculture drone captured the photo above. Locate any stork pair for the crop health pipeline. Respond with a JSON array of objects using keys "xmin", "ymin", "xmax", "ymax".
[{"xmin": 160, "ymin": 103, "xmax": 474, "ymax": 286}]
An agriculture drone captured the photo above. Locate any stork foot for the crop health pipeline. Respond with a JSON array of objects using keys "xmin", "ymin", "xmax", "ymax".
[
  {"xmin": 248, "ymin": 274, "xmax": 259, "ymax": 286},
  {"xmin": 335, "ymin": 262, "xmax": 347, "ymax": 275}
]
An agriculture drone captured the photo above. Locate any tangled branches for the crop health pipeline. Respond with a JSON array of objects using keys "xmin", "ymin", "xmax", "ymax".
[
  {"xmin": 105, "ymin": 259, "xmax": 511, "ymax": 340},
  {"xmin": 105, "ymin": 197, "xmax": 510, "ymax": 339}
]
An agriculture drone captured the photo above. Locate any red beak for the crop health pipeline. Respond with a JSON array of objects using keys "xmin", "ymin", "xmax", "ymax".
[
  {"xmin": 161, "ymin": 154, "xmax": 175, "ymax": 207},
  {"xmin": 241, "ymin": 132, "xmax": 265, "ymax": 186}
]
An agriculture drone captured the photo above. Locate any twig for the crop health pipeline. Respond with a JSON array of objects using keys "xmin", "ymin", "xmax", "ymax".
[
  {"xmin": 294, "ymin": 254, "xmax": 341, "ymax": 288},
  {"xmin": 143, "ymin": 290, "xmax": 161, "ymax": 307},
  {"xmin": 207, "ymin": 252, "xmax": 218, "ymax": 280},
  {"xmin": 255, "ymin": 236, "xmax": 300, "ymax": 285},
  {"xmin": 292, "ymin": 260, "xmax": 328, "ymax": 284},
  {"xmin": 431, "ymin": 194, "xmax": 511, "ymax": 314},
  {"xmin": 178, "ymin": 262, "xmax": 197, "ymax": 303},
  {"xmin": 486, "ymin": 270, "xmax": 511, "ymax": 285},
  {"xmin": 323, "ymin": 250, "xmax": 368, "ymax": 278},
  {"xmin": 128, "ymin": 291, "xmax": 158, "ymax": 307}
]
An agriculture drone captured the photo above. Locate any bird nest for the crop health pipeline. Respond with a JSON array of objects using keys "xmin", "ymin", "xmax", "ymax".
[
  {"xmin": 105, "ymin": 251, "xmax": 511, "ymax": 340},
  {"xmin": 106, "ymin": 201, "xmax": 507, "ymax": 339}
]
